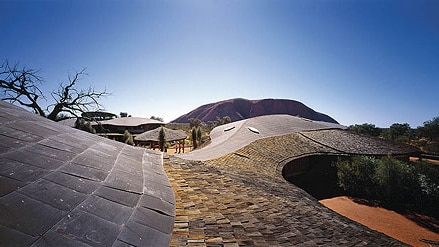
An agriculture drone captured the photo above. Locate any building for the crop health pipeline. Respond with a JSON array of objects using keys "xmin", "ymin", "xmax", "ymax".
[{"xmin": 92, "ymin": 116, "xmax": 164, "ymax": 142}]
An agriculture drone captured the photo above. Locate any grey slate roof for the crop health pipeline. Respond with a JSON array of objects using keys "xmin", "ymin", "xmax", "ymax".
[
  {"xmin": 178, "ymin": 115, "xmax": 418, "ymax": 162},
  {"xmin": 96, "ymin": 117, "xmax": 164, "ymax": 127},
  {"xmin": 301, "ymin": 129, "xmax": 419, "ymax": 156},
  {"xmin": 0, "ymin": 100, "xmax": 175, "ymax": 246},
  {"xmin": 135, "ymin": 127, "xmax": 187, "ymax": 142},
  {"xmin": 166, "ymin": 119, "xmax": 417, "ymax": 246},
  {"xmin": 178, "ymin": 114, "xmax": 346, "ymax": 161}
]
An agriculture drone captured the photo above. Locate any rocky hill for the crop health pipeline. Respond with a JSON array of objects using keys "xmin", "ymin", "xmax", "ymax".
[{"xmin": 172, "ymin": 98, "xmax": 339, "ymax": 124}]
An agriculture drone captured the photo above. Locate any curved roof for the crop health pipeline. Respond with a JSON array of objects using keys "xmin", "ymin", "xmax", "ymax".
[
  {"xmin": 96, "ymin": 117, "xmax": 164, "ymax": 127},
  {"xmin": 135, "ymin": 127, "xmax": 187, "ymax": 142},
  {"xmin": 178, "ymin": 114, "xmax": 345, "ymax": 161},
  {"xmin": 0, "ymin": 101, "xmax": 175, "ymax": 246},
  {"xmin": 207, "ymin": 129, "xmax": 419, "ymax": 178}
]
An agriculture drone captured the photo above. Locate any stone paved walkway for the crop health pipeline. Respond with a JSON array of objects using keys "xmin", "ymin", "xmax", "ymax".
[{"xmin": 164, "ymin": 155, "xmax": 406, "ymax": 246}]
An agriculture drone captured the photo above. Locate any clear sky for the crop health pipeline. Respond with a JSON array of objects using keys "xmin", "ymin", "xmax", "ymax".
[{"xmin": 1, "ymin": 0, "xmax": 438, "ymax": 127}]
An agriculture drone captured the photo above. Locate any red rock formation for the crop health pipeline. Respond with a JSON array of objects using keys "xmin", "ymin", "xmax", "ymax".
[{"xmin": 172, "ymin": 98, "xmax": 338, "ymax": 124}]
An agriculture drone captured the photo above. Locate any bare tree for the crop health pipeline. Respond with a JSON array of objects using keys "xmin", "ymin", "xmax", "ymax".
[{"xmin": 0, "ymin": 61, "xmax": 109, "ymax": 121}]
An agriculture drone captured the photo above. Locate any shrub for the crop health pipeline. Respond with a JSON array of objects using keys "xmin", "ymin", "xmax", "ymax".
[
  {"xmin": 74, "ymin": 118, "xmax": 96, "ymax": 134},
  {"xmin": 413, "ymin": 160, "xmax": 439, "ymax": 216},
  {"xmin": 337, "ymin": 155, "xmax": 439, "ymax": 217},
  {"xmin": 159, "ymin": 127, "xmax": 166, "ymax": 151},
  {"xmin": 373, "ymin": 155, "xmax": 419, "ymax": 206},
  {"xmin": 123, "ymin": 130, "xmax": 134, "ymax": 145},
  {"xmin": 191, "ymin": 127, "xmax": 197, "ymax": 149},
  {"xmin": 197, "ymin": 127, "xmax": 202, "ymax": 143},
  {"xmin": 337, "ymin": 156, "xmax": 377, "ymax": 197}
]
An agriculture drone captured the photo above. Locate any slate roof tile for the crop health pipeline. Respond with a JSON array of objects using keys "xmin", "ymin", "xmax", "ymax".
[
  {"xmin": 3, "ymin": 148, "xmax": 66, "ymax": 170},
  {"xmin": 104, "ymin": 169, "xmax": 143, "ymax": 194},
  {"xmin": 18, "ymin": 179, "xmax": 87, "ymax": 211},
  {"xmin": 45, "ymin": 172, "xmax": 100, "ymax": 194},
  {"xmin": 0, "ymin": 159, "xmax": 48, "ymax": 183},
  {"xmin": 131, "ymin": 206, "xmax": 175, "ymax": 233},
  {"xmin": 138, "ymin": 194, "xmax": 176, "ymax": 217},
  {"xmin": 0, "ymin": 192, "xmax": 66, "ymax": 236},
  {"xmin": 0, "ymin": 225, "xmax": 36, "ymax": 247},
  {"xmin": 143, "ymin": 180, "xmax": 175, "ymax": 204},
  {"xmin": 118, "ymin": 220, "xmax": 172, "ymax": 247},
  {"xmin": 0, "ymin": 125, "xmax": 44, "ymax": 142},
  {"xmin": 93, "ymin": 186, "xmax": 140, "ymax": 208},
  {"xmin": 32, "ymin": 230, "xmax": 93, "ymax": 247},
  {"xmin": 79, "ymin": 195, "xmax": 133, "ymax": 225},
  {"xmin": 0, "ymin": 101, "xmax": 175, "ymax": 246},
  {"xmin": 60, "ymin": 163, "xmax": 109, "ymax": 182},
  {"xmin": 52, "ymin": 209, "xmax": 121, "ymax": 247},
  {"xmin": 0, "ymin": 175, "xmax": 25, "ymax": 197}
]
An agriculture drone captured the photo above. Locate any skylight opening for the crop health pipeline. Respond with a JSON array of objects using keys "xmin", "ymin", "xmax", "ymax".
[
  {"xmin": 248, "ymin": 126, "xmax": 260, "ymax": 134},
  {"xmin": 224, "ymin": 126, "xmax": 235, "ymax": 132}
]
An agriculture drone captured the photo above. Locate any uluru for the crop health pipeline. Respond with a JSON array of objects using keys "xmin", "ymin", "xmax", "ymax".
[{"xmin": 172, "ymin": 98, "xmax": 339, "ymax": 124}]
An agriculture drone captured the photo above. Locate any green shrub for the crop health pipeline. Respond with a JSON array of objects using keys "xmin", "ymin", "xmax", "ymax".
[
  {"xmin": 159, "ymin": 127, "xmax": 166, "ymax": 151},
  {"xmin": 337, "ymin": 155, "xmax": 439, "ymax": 217},
  {"xmin": 191, "ymin": 127, "xmax": 198, "ymax": 149},
  {"xmin": 373, "ymin": 155, "xmax": 419, "ymax": 206},
  {"xmin": 413, "ymin": 160, "xmax": 439, "ymax": 216},
  {"xmin": 123, "ymin": 130, "xmax": 134, "ymax": 145},
  {"xmin": 337, "ymin": 156, "xmax": 377, "ymax": 197}
]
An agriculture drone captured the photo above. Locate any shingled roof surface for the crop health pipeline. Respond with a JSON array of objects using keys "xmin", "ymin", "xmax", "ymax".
[
  {"xmin": 165, "ymin": 155, "xmax": 405, "ymax": 246},
  {"xmin": 96, "ymin": 116, "xmax": 164, "ymax": 127},
  {"xmin": 167, "ymin": 115, "xmax": 418, "ymax": 246},
  {"xmin": 0, "ymin": 101, "xmax": 175, "ymax": 246},
  {"xmin": 178, "ymin": 115, "xmax": 345, "ymax": 161},
  {"xmin": 135, "ymin": 127, "xmax": 187, "ymax": 142}
]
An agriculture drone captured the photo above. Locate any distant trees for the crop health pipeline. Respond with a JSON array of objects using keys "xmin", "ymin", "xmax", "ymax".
[
  {"xmin": 347, "ymin": 118, "xmax": 439, "ymax": 154},
  {"xmin": 347, "ymin": 123, "xmax": 382, "ymax": 137},
  {"xmin": 416, "ymin": 116, "xmax": 439, "ymax": 154},
  {"xmin": 189, "ymin": 118, "xmax": 202, "ymax": 129},
  {"xmin": 206, "ymin": 116, "xmax": 232, "ymax": 131},
  {"xmin": 418, "ymin": 116, "xmax": 439, "ymax": 142},
  {"xmin": 388, "ymin": 123, "xmax": 413, "ymax": 142},
  {"xmin": 0, "ymin": 61, "xmax": 109, "ymax": 121},
  {"xmin": 151, "ymin": 116, "xmax": 164, "ymax": 122}
]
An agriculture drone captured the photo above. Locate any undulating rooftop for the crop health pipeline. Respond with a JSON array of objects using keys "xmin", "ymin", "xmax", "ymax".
[
  {"xmin": 0, "ymin": 101, "xmax": 175, "ymax": 246},
  {"xmin": 0, "ymin": 100, "xmax": 417, "ymax": 246}
]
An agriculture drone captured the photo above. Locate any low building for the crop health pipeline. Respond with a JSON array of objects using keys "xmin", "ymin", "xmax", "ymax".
[
  {"xmin": 92, "ymin": 116, "xmax": 164, "ymax": 142},
  {"xmin": 134, "ymin": 126, "xmax": 187, "ymax": 149}
]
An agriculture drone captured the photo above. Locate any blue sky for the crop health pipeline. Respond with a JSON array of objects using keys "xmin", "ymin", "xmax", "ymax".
[{"xmin": 1, "ymin": 0, "xmax": 438, "ymax": 127}]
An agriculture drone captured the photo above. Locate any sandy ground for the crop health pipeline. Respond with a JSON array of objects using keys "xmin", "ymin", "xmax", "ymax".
[{"xmin": 320, "ymin": 196, "xmax": 439, "ymax": 247}]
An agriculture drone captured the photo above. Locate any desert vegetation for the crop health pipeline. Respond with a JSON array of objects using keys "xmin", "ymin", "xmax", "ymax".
[
  {"xmin": 347, "ymin": 116, "xmax": 439, "ymax": 155},
  {"xmin": 336, "ymin": 155, "xmax": 439, "ymax": 218},
  {"xmin": 123, "ymin": 130, "xmax": 134, "ymax": 145}
]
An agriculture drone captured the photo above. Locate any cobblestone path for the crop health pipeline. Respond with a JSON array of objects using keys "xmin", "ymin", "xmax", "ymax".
[{"xmin": 164, "ymin": 156, "xmax": 406, "ymax": 246}]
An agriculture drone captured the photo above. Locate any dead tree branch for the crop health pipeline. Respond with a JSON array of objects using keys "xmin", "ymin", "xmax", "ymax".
[{"xmin": 1, "ymin": 60, "xmax": 110, "ymax": 121}]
